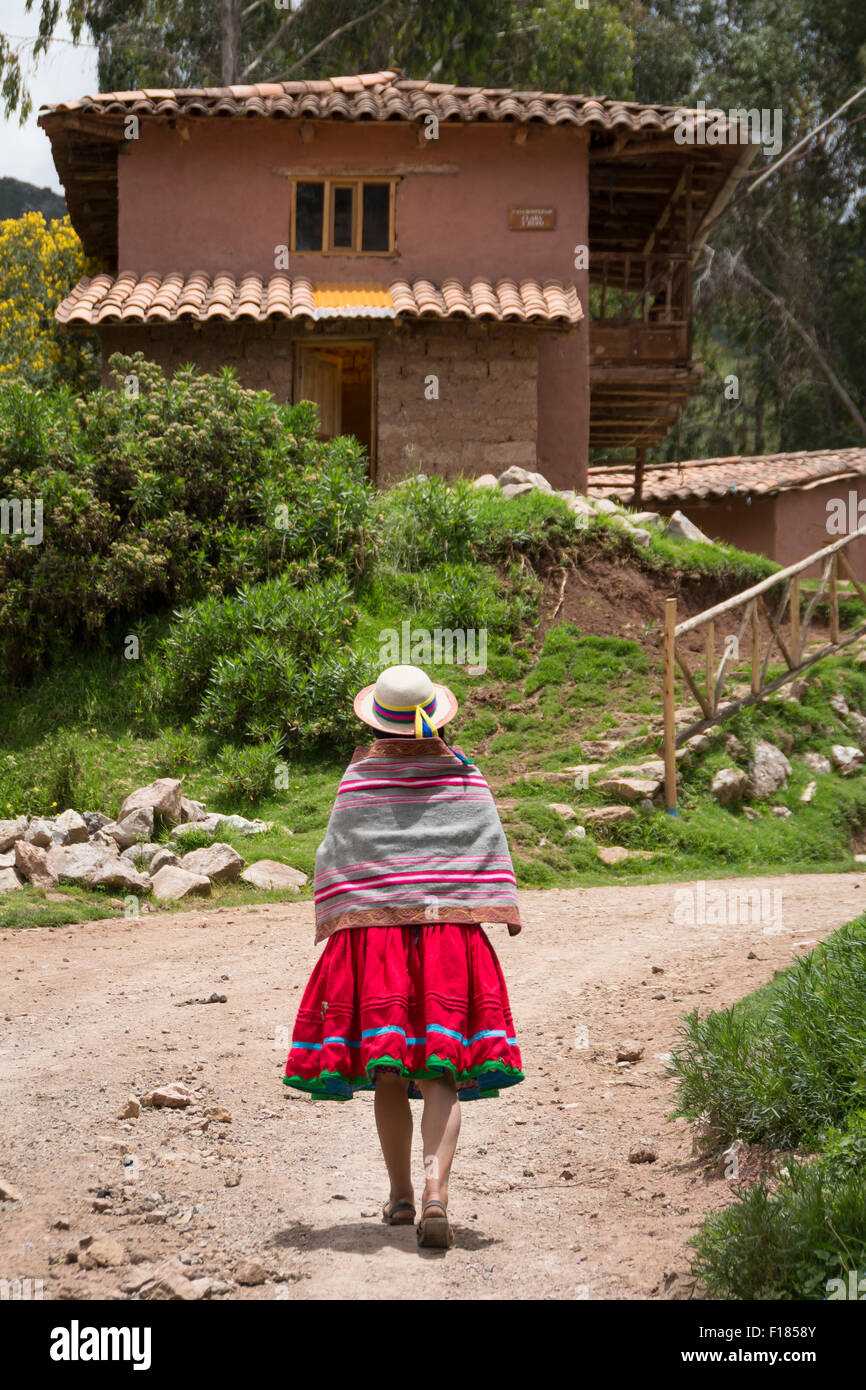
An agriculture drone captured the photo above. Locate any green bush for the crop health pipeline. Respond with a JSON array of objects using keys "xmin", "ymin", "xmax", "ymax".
[
  {"xmin": 669, "ymin": 914, "xmax": 866, "ymax": 1149},
  {"xmin": 690, "ymin": 1112, "xmax": 866, "ymax": 1300},
  {"xmin": 214, "ymin": 738, "xmax": 284, "ymax": 804},
  {"xmin": 0, "ymin": 354, "xmax": 376, "ymax": 679}
]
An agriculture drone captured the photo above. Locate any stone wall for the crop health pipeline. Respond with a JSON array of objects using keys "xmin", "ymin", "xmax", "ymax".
[{"xmin": 98, "ymin": 317, "xmax": 585, "ymax": 486}]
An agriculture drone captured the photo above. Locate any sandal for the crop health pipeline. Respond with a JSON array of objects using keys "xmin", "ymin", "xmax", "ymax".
[
  {"xmin": 382, "ymin": 1199, "xmax": 416, "ymax": 1226},
  {"xmin": 417, "ymin": 1199, "xmax": 454, "ymax": 1249}
]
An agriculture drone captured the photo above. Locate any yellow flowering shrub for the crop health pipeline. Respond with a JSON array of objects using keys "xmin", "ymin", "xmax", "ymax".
[{"xmin": 0, "ymin": 211, "xmax": 99, "ymax": 389}]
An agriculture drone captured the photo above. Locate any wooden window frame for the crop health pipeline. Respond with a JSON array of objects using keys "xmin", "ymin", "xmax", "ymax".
[{"xmin": 290, "ymin": 178, "xmax": 396, "ymax": 257}]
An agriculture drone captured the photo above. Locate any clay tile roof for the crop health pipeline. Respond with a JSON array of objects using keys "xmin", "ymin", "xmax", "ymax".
[
  {"xmin": 38, "ymin": 69, "xmax": 742, "ymax": 135},
  {"xmin": 589, "ymin": 448, "xmax": 866, "ymax": 504},
  {"xmin": 56, "ymin": 272, "xmax": 583, "ymax": 327}
]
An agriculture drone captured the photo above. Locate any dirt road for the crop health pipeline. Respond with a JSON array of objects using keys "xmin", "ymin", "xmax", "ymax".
[{"xmin": 1, "ymin": 873, "xmax": 863, "ymax": 1301}]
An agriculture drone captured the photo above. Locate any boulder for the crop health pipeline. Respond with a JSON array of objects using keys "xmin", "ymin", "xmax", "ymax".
[
  {"xmin": 149, "ymin": 865, "xmax": 211, "ymax": 901},
  {"xmin": 711, "ymin": 767, "xmax": 749, "ymax": 806},
  {"xmin": 171, "ymin": 814, "xmax": 224, "ymax": 841},
  {"xmin": 624, "ymin": 526, "xmax": 652, "ymax": 547},
  {"xmin": 240, "ymin": 860, "xmax": 308, "ymax": 892},
  {"xmin": 749, "ymin": 740, "xmax": 792, "ymax": 797},
  {"xmin": 497, "ymin": 466, "xmax": 552, "ymax": 493},
  {"xmin": 91, "ymin": 859, "xmax": 152, "ymax": 894},
  {"xmin": 580, "ymin": 739, "xmax": 624, "ymax": 760},
  {"xmin": 76, "ymin": 1234, "xmax": 126, "ymax": 1270},
  {"xmin": 118, "ymin": 778, "xmax": 183, "ymax": 826},
  {"xmin": 471, "ymin": 473, "xmax": 499, "ymax": 489},
  {"xmin": 595, "ymin": 776, "xmax": 661, "ymax": 801},
  {"xmin": 47, "ymin": 842, "xmax": 119, "ymax": 886},
  {"xmin": 0, "ymin": 816, "xmax": 28, "ymax": 853},
  {"xmin": 149, "ymin": 847, "xmax": 180, "ymax": 874},
  {"xmin": 664, "ymin": 509, "xmax": 713, "ymax": 544},
  {"xmin": 500, "ymin": 482, "xmax": 535, "ymax": 500},
  {"xmin": 14, "ymin": 841, "xmax": 58, "ymax": 889},
  {"xmin": 802, "ymin": 752, "xmax": 832, "ymax": 776},
  {"xmin": 24, "ymin": 818, "xmax": 55, "ymax": 848},
  {"xmin": 0, "ymin": 867, "xmax": 23, "ymax": 893},
  {"xmin": 831, "ymin": 744, "xmax": 863, "ymax": 775},
  {"xmin": 546, "ymin": 803, "xmax": 576, "ymax": 820},
  {"xmin": 591, "ymin": 496, "xmax": 623, "ymax": 516},
  {"xmin": 82, "ymin": 811, "xmax": 113, "ymax": 835},
  {"xmin": 848, "ymin": 711, "xmax": 866, "ymax": 743},
  {"xmin": 180, "ymin": 842, "xmax": 245, "ymax": 884},
  {"xmin": 771, "ymin": 805, "xmax": 792, "ymax": 818},
  {"xmin": 583, "ymin": 805, "xmax": 636, "ymax": 826},
  {"xmin": 630, "ymin": 511, "xmax": 662, "ymax": 527},
  {"xmin": 616, "ymin": 1040, "xmax": 645, "ymax": 1063},
  {"xmin": 0, "ymin": 850, "xmax": 14, "ymax": 869},
  {"xmin": 53, "ymin": 809, "xmax": 89, "ymax": 845},
  {"xmin": 116, "ymin": 807, "xmax": 155, "ymax": 844},
  {"xmin": 607, "ymin": 759, "xmax": 666, "ymax": 781},
  {"xmin": 218, "ymin": 815, "xmax": 273, "ymax": 836},
  {"xmin": 120, "ymin": 842, "xmax": 161, "ymax": 866},
  {"xmin": 597, "ymin": 846, "xmax": 630, "ymax": 865},
  {"xmin": 179, "ymin": 797, "xmax": 208, "ymax": 824},
  {"xmin": 829, "ymin": 693, "xmax": 850, "ymax": 717}
]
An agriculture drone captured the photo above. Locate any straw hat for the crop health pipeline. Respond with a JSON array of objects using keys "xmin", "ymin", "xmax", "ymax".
[{"xmin": 354, "ymin": 664, "xmax": 459, "ymax": 737}]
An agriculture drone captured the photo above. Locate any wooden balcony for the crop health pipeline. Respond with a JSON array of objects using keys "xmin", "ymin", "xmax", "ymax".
[{"xmin": 589, "ymin": 252, "xmax": 698, "ymax": 452}]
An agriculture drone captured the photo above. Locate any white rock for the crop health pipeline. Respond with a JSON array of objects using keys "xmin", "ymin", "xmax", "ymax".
[
  {"xmin": 800, "ymin": 781, "xmax": 818, "ymax": 804},
  {"xmin": 630, "ymin": 511, "xmax": 662, "ymax": 527},
  {"xmin": 240, "ymin": 860, "xmax": 308, "ymax": 891},
  {"xmin": 91, "ymin": 859, "xmax": 152, "ymax": 893},
  {"xmin": 47, "ymin": 842, "xmax": 120, "ymax": 886},
  {"xmin": 591, "ymin": 497, "xmax": 623, "ymax": 516},
  {"xmin": 149, "ymin": 865, "xmax": 212, "ymax": 901},
  {"xmin": 116, "ymin": 806, "xmax": 155, "ymax": 843},
  {"xmin": 802, "ymin": 752, "xmax": 832, "ymax": 776},
  {"xmin": 497, "ymin": 466, "xmax": 552, "ymax": 492},
  {"xmin": 711, "ymin": 767, "xmax": 749, "ymax": 805},
  {"xmin": 771, "ymin": 805, "xmax": 792, "ymax": 818},
  {"xmin": 0, "ymin": 817, "xmax": 28, "ymax": 853},
  {"xmin": 501, "ymin": 482, "xmax": 535, "ymax": 500},
  {"xmin": 831, "ymin": 744, "xmax": 863, "ymax": 775},
  {"xmin": 546, "ymin": 803, "xmax": 576, "ymax": 820},
  {"xmin": 749, "ymin": 740, "xmax": 792, "ymax": 796},
  {"xmin": 52, "ymin": 809, "xmax": 90, "ymax": 845},
  {"xmin": 471, "ymin": 473, "xmax": 499, "ymax": 489},
  {"xmin": 121, "ymin": 841, "xmax": 161, "ymax": 866},
  {"xmin": 149, "ymin": 847, "xmax": 180, "ymax": 874},
  {"xmin": 583, "ymin": 806, "xmax": 636, "ymax": 826},
  {"xmin": 180, "ymin": 797, "xmax": 208, "ymax": 823},
  {"xmin": 0, "ymin": 867, "xmax": 23, "ymax": 893},
  {"xmin": 118, "ymin": 778, "xmax": 183, "ymax": 825},
  {"xmin": 595, "ymin": 776, "xmax": 660, "ymax": 801},
  {"xmin": 180, "ymin": 842, "xmax": 245, "ymax": 884},
  {"xmin": 24, "ymin": 818, "xmax": 55, "ymax": 847},
  {"xmin": 664, "ymin": 509, "xmax": 714, "ymax": 544}
]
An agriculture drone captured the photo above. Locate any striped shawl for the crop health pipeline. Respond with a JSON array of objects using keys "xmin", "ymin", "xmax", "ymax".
[{"xmin": 313, "ymin": 737, "xmax": 522, "ymax": 944}]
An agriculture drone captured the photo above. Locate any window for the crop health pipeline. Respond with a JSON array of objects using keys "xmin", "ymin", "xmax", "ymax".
[{"xmin": 291, "ymin": 179, "xmax": 396, "ymax": 255}]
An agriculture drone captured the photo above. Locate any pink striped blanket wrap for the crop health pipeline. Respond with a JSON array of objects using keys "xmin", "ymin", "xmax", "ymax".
[{"xmin": 313, "ymin": 737, "xmax": 522, "ymax": 943}]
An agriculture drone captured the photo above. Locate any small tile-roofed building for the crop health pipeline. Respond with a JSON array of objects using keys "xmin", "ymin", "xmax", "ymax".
[
  {"xmin": 39, "ymin": 69, "xmax": 756, "ymax": 489},
  {"xmin": 590, "ymin": 448, "xmax": 866, "ymax": 571}
]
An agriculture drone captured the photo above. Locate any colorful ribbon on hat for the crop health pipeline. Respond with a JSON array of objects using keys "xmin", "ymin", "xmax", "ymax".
[
  {"xmin": 372, "ymin": 691, "xmax": 474, "ymax": 767},
  {"xmin": 373, "ymin": 693, "xmax": 438, "ymax": 738}
]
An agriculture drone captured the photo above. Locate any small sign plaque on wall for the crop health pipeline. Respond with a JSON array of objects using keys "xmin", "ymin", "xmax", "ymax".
[{"xmin": 508, "ymin": 206, "xmax": 557, "ymax": 230}]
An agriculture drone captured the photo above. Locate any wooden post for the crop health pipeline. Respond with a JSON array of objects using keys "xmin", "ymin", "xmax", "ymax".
[
  {"xmin": 633, "ymin": 446, "xmax": 645, "ymax": 509},
  {"xmin": 705, "ymin": 620, "xmax": 715, "ymax": 715},
  {"xmin": 790, "ymin": 574, "xmax": 800, "ymax": 662},
  {"xmin": 664, "ymin": 598, "xmax": 678, "ymax": 814},
  {"xmin": 829, "ymin": 555, "xmax": 840, "ymax": 644},
  {"xmin": 750, "ymin": 600, "xmax": 761, "ymax": 693}
]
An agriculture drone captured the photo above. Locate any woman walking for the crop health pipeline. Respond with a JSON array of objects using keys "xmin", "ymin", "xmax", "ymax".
[{"xmin": 283, "ymin": 664, "xmax": 524, "ymax": 1248}]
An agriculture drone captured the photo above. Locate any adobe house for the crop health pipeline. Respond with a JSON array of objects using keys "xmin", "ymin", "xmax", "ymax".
[
  {"xmin": 39, "ymin": 70, "xmax": 755, "ymax": 491},
  {"xmin": 591, "ymin": 448, "xmax": 866, "ymax": 573}
]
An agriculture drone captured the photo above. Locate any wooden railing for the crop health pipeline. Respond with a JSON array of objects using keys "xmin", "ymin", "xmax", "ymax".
[
  {"xmin": 662, "ymin": 527, "xmax": 866, "ymax": 813},
  {"xmin": 590, "ymin": 252, "xmax": 691, "ymax": 326}
]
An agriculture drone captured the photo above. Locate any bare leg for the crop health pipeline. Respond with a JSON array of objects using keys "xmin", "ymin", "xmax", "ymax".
[
  {"xmin": 373, "ymin": 1071, "xmax": 414, "ymax": 1209},
  {"xmin": 418, "ymin": 1075, "xmax": 461, "ymax": 1208}
]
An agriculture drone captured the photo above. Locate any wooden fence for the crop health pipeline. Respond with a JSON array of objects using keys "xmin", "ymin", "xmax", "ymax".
[{"xmin": 662, "ymin": 526, "xmax": 866, "ymax": 813}]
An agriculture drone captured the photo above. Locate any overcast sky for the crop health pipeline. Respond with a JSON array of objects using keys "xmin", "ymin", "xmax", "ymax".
[{"xmin": 1, "ymin": 0, "xmax": 99, "ymax": 191}]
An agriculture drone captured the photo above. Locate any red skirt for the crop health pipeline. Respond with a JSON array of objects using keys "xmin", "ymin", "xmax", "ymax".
[{"xmin": 284, "ymin": 922, "xmax": 524, "ymax": 1101}]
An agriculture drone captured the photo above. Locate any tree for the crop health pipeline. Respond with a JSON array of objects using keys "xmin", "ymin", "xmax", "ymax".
[{"xmin": 0, "ymin": 211, "xmax": 98, "ymax": 389}]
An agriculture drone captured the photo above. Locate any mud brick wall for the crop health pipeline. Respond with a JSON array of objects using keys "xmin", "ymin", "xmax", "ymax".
[
  {"xmin": 98, "ymin": 322, "xmax": 297, "ymax": 396},
  {"xmin": 375, "ymin": 321, "xmax": 539, "ymax": 484}
]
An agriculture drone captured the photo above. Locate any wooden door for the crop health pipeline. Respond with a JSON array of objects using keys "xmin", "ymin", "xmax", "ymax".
[{"xmin": 294, "ymin": 347, "xmax": 342, "ymax": 438}]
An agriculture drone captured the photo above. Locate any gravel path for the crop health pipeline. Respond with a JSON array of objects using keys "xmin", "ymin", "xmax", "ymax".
[{"xmin": 1, "ymin": 872, "xmax": 863, "ymax": 1301}]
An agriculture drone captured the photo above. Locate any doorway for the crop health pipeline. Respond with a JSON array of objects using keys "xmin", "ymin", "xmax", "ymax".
[{"xmin": 293, "ymin": 341, "xmax": 375, "ymax": 470}]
